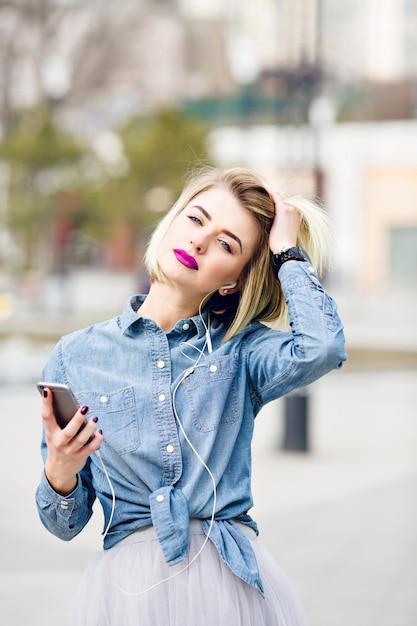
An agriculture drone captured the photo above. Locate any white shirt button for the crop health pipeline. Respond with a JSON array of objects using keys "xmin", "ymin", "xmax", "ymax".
[
  {"xmin": 60, "ymin": 501, "xmax": 69, "ymax": 509},
  {"xmin": 166, "ymin": 444, "xmax": 174, "ymax": 453},
  {"xmin": 209, "ymin": 364, "xmax": 218, "ymax": 373},
  {"xmin": 159, "ymin": 394, "xmax": 166, "ymax": 402},
  {"xmin": 157, "ymin": 360, "xmax": 165, "ymax": 369},
  {"xmin": 156, "ymin": 495, "xmax": 164, "ymax": 503},
  {"xmin": 182, "ymin": 323, "xmax": 190, "ymax": 330},
  {"xmin": 99, "ymin": 395, "xmax": 108, "ymax": 404}
]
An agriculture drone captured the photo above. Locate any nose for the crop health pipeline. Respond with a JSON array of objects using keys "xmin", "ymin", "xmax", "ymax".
[{"xmin": 190, "ymin": 238, "xmax": 205, "ymax": 253}]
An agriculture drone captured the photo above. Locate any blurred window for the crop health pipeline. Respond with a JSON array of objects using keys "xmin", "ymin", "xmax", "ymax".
[{"xmin": 389, "ymin": 226, "xmax": 417, "ymax": 287}]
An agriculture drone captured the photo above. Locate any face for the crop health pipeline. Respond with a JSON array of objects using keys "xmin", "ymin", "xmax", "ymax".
[{"xmin": 157, "ymin": 186, "xmax": 260, "ymax": 296}]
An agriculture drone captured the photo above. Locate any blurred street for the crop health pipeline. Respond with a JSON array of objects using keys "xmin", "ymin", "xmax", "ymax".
[
  {"xmin": 0, "ymin": 1, "xmax": 416, "ymax": 624},
  {"xmin": 0, "ymin": 282, "xmax": 416, "ymax": 625}
]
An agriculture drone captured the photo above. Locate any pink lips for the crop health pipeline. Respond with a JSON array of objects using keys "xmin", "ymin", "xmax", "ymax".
[{"xmin": 174, "ymin": 249, "xmax": 198, "ymax": 270}]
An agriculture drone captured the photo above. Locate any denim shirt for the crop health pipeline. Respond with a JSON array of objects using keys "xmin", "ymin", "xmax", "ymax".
[{"xmin": 36, "ymin": 262, "xmax": 346, "ymax": 595}]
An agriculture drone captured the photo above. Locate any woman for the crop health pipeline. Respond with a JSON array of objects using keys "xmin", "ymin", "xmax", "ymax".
[{"xmin": 36, "ymin": 167, "xmax": 346, "ymax": 625}]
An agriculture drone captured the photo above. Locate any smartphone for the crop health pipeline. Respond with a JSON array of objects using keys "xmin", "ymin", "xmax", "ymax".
[{"xmin": 37, "ymin": 382, "xmax": 82, "ymax": 429}]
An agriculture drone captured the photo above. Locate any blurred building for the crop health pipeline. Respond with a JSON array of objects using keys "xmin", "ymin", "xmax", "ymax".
[
  {"xmin": 0, "ymin": 0, "xmax": 416, "ymax": 296},
  {"xmin": 210, "ymin": 119, "xmax": 417, "ymax": 291},
  {"xmin": 0, "ymin": 0, "xmax": 235, "ymax": 137},
  {"xmin": 1, "ymin": 0, "xmax": 417, "ymax": 134}
]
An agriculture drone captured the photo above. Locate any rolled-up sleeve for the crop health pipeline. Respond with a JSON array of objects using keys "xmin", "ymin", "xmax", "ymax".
[
  {"xmin": 35, "ymin": 461, "xmax": 96, "ymax": 541},
  {"xmin": 247, "ymin": 261, "xmax": 346, "ymax": 406}
]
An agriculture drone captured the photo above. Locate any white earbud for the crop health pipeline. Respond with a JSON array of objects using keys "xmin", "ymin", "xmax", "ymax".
[{"xmin": 220, "ymin": 282, "xmax": 237, "ymax": 290}]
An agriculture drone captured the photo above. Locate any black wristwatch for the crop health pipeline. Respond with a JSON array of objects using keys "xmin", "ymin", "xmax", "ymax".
[{"xmin": 271, "ymin": 246, "xmax": 310, "ymax": 278}]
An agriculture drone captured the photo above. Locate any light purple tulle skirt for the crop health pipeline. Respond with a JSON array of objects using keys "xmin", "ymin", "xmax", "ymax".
[{"xmin": 69, "ymin": 523, "xmax": 308, "ymax": 626}]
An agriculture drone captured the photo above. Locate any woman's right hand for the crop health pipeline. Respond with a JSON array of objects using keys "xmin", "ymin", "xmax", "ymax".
[
  {"xmin": 42, "ymin": 388, "xmax": 103, "ymax": 495},
  {"xmin": 268, "ymin": 189, "xmax": 302, "ymax": 253}
]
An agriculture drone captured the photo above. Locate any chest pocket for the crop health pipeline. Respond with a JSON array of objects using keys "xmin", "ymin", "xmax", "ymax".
[
  {"xmin": 77, "ymin": 387, "xmax": 138, "ymax": 454},
  {"xmin": 183, "ymin": 354, "xmax": 240, "ymax": 431}
]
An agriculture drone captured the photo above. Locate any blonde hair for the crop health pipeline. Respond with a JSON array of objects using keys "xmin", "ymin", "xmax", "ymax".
[{"xmin": 144, "ymin": 167, "xmax": 332, "ymax": 341}]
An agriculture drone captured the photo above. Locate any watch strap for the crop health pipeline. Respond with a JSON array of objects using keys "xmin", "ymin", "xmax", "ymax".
[{"xmin": 271, "ymin": 246, "xmax": 310, "ymax": 278}]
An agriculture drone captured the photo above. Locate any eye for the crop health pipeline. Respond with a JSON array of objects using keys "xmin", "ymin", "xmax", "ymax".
[
  {"xmin": 219, "ymin": 239, "xmax": 233, "ymax": 254},
  {"xmin": 187, "ymin": 215, "xmax": 202, "ymax": 225}
]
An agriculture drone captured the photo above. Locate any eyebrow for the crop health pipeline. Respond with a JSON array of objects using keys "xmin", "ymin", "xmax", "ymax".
[{"xmin": 193, "ymin": 205, "xmax": 243, "ymax": 253}]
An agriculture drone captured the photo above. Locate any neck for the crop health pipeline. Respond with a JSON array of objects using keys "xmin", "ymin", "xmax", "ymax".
[{"xmin": 138, "ymin": 281, "xmax": 206, "ymax": 332}]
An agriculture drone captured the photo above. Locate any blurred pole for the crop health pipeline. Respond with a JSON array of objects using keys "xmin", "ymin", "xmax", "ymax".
[
  {"xmin": 283, "ymin": 95, "xmax": 335, "ymax": 451},
  {"xmin": 282, "ymin": 0, "xmax": 323, "ymax": 453},
  {"xmin": 283, "ymin": 388, "xmax": 309, "ymax": 452}
]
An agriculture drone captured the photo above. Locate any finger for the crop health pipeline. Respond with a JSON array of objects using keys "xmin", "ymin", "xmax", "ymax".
[
  {"xmin": 76, "ymin": 415, "xmax": 100, "ymax": 447},
  {"xmin": 267, "ymin": 185, "xmax": 286, "ymax": 197},
  {"xmin": 61, "ymin": 404, "xmax": 90, "ymax": 441},
  {"xmin": 71, "ymin": 426, "xmax": 103, "ymax": 456},
  {"xmin": 272, "ymin": 194, "xmax": 301, "ymax": 221},
  {"xmin": 265, "ymin": 183, "xmax": 286, "ymax": 197},
  {"xmin": 86, "ymin": 428, "xmax": 104, "ymax": 455},
  {"xmin": 268, "ymin": 189, "xmax": 288, "ymax": 213},
  {"xmin": 41, "ymin": 387, "xmax": 59, "ymax": 430}
]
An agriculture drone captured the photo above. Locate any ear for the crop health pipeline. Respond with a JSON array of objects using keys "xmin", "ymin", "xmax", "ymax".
[{"xmin": 219, "ymin": 280, "xmax": 240, "ymax": 296}]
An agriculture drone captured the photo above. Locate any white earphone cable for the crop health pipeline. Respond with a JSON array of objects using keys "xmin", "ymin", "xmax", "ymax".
[{"xmin": 96, "ymin": 294, "xmax": 218, "ymax": 596}]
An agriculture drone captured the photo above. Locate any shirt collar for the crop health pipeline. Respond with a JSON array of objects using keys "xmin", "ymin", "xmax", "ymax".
[
  {"xmin": 119, "ymin": 294, "xmax": 207, "ymax": 338},
  {"xmin": 119, "ymin": 295, "xmax": 145, "ymax": 334}
]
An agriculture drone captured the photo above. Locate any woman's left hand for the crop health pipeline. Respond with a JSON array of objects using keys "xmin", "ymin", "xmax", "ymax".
[{"xmin": 268, "ymin": 189, "xmax": 302, "ymax": 253}]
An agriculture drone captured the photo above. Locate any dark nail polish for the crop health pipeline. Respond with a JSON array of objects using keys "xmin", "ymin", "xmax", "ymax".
[
  {"xmin": 98, "ymin": 429, "xmax": 103, "ymax": 436},
  {"xmin": 43, "ymin": 389, "xmax": 48, "ymax": 398},
  {"xmin": 92, "ymin": 416, "xmax": 99, "ymax": 423},
  {"xmin": 80, "ymin": 405, "xmax": 89, "ymax": 415}
]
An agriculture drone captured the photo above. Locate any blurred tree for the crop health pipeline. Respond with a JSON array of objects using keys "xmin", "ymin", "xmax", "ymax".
[
  {"xmin": 82, "ymin": 107, "xmax": 212, "ymax": 268},
  {"xmin": 0, "ymin": 105, "xmax": 212, "ymax": 272},
  {"xmin": 0, "ymin": 0, "xmax": 126, "ymax": 135},
  {"xmin": 121, "ymin": 108, "xmax": 211, "ymax": 201},
  {"xmin": 0, "ymin": 106, "xmax": 84, "ymax": 271}
]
